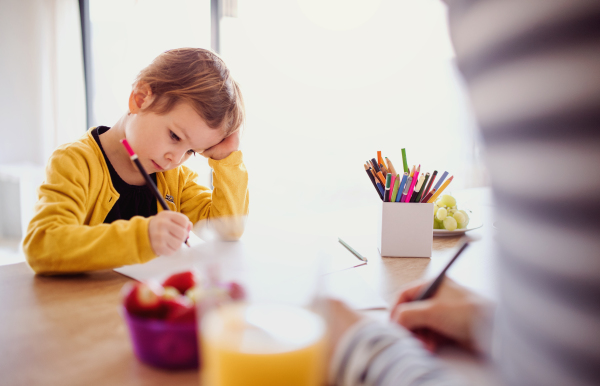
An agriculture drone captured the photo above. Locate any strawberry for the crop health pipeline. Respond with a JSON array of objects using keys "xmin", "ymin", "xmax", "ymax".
[
  {"xmin": 228, "ymin": 281, "xmax": 246, "ymax": 300},
  {"xmin": 162, "ymin": 297, "xmax": 196, "ymax": 323},
  {"xmin": 162, "ymin": 270, "xmax": 199, "ymax": 294},
  {"xmin": 220, "ymin": 281, "xmax": 246, "ymax": 301},
  {"xmin": 122, "ymin": 281, "xmax": 164, "ymax": 318}
]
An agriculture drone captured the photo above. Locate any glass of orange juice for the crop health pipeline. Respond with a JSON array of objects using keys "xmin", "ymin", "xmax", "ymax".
[{"xmin": 194, "ymin": 232, "xmax": 328, "ymax": 386}]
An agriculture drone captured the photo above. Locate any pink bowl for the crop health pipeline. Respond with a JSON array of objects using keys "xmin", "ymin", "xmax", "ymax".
[{"xmin": 122, "ymin": 308, "xmax": 199, "ymax": 370}]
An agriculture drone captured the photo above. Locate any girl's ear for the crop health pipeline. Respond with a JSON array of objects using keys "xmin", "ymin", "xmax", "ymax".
[{"xmin": 128, "ymin": 82, "xmax": 154, "ymax": 114}]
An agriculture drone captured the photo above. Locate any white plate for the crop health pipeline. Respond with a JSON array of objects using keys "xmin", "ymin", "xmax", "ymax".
[
  {"xmin": 433, "ymin": 223, "xmax": 483, "ymax": 237},
  {"xmin": 433, "ymin": 207, "xmax": 483, "ymax": 237}
]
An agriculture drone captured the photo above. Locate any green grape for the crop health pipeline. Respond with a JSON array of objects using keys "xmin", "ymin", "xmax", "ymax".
[
  {"xmin": 433, "ymin": 218, "xmax": 441, "ymax": 229},
  {"xmin": 457, "ymin": 210, "xmax": 470, "ymax": 227},
  {"xmin": 438, "ymin": 195, "xmax": 456, "ymax": 208},
  {"xmin": 433, "ymin": 204, "xmax": 439, "ymax": 215},
  {"xmin": 443, "ymin": 216, "xmax": 458, "ymax": 231},
  {"xmin": 436, "ymin": 207, "xmax": 447, "ymax": 221},
  {"xmin": 452, "ymin": 211, "xmax": 466, "ymax": 224}
]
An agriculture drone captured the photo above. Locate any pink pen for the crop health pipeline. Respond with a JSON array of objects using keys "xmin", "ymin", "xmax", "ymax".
[
  {"xmin": 403, "ymin": 165, "xmax": 420, "ymax": 202},
  {"xmin": 389, "ymin": 174, "xmax": 396, "ymax": 201}
]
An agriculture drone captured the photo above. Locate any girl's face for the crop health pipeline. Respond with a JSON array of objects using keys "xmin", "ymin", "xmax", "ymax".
[{"xmin": 125, "ymin": 102, "xmax": 225, "ymax": 173}]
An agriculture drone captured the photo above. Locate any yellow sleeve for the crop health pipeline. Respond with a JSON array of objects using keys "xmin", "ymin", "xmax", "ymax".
[
  {"xmin": 180, "ymin": 150, "xmax": 249, "ymax": 239},
  {"xmin": 22, "ymin": 148, "xmax": 156, "ymax": 275}
]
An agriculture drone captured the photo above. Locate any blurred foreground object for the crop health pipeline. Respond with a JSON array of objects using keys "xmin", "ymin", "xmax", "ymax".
[{"xmin": 448, "ymin": 0, "xmax": 600, "ymax": 385}]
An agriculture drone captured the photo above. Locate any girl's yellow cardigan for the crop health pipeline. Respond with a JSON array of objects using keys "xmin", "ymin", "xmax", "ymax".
[{"xmin": 23, "ymin": 129, "xmax": 249, "ymax": 274}]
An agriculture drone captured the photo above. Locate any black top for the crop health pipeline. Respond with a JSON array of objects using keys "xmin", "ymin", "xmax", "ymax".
[{"xmin": 92, "ymin": 126, "xmax": 158, "ymax": 223}]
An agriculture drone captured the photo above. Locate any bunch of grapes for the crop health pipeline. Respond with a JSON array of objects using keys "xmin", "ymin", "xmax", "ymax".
[{"xmin": 433, "ymin": 195, "xmax": 470, "ymax": 231}]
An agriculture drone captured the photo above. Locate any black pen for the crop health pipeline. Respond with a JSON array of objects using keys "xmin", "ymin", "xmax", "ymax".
[{"xmin": 413, "ymin": 241, "xmax": 469, "ymax": 301}]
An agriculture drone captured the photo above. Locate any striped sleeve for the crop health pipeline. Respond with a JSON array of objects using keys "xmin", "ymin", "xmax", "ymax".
[
  {"xmin": 447, "ymin": 1, "xmax": 600, "ymax": 385},
  {"xmin": 329, "ymin": 320, "xmax": 466, "ymax": 386}
]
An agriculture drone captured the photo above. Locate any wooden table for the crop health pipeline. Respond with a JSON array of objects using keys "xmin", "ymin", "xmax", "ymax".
[{"xmin": 0, "ymin": 188, "xmax": 498, "ymax": 386}]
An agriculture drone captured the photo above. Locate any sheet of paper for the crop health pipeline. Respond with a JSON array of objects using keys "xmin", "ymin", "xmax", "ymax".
[
  {"xmin": 114, "ymin": 235, "xmax": 386, "ymax": 310},
  {"xmin": 322, "ymin": 267, "xmax": 388, "ymax": 310}
]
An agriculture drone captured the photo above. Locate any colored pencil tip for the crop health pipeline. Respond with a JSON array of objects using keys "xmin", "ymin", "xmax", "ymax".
[{"xmin": 120, "ymin": 139, "xmax": 136, "ymax": 157}]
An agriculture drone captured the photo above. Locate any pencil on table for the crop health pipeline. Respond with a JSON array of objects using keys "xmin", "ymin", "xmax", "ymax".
[{"xmin": 427, "ymin": 176, "xmax": 454, "ymax": 203}]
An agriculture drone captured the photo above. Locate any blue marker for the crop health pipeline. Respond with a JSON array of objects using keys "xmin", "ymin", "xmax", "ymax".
[
  {"xmin": 395, "ymin": 173, "xmax": 408, "ymax": 202},
  {"xmin": 433, "ymin": 171, "xmax": 448, "ymax": 191}
]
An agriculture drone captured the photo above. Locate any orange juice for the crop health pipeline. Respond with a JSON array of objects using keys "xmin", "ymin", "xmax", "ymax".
[{"xmin": 201, "ymin": 303, "xmax": 326, "ymax": 386}]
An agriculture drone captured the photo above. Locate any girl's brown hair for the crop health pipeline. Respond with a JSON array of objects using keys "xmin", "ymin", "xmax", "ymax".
[{"xmin": 134, "ymin": 48, "xmax": 244, "ymax": 136}]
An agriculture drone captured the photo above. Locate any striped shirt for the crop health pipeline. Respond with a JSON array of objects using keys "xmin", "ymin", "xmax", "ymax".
[
  {"xmin": 331, "ymin": 1, "xmax": 600, "ymax": 385},
  {"xmin": 449, "ymin": 1, "xmax": 600, "ymax": 385}
]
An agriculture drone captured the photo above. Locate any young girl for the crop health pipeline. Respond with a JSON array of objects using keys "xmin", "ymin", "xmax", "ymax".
[{"xmin": 23, "ymin": 48, "xmax": 249, "ymax": 275}]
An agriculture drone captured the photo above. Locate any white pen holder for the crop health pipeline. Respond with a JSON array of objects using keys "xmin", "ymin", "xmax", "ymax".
[{"xmin": 378, "ymin": 202, "xmax": 434, "ymax": 257}]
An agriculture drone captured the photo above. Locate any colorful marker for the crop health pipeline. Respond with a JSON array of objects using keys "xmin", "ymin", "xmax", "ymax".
[
  {"xmin": 384, "ymin": 173, "xmax": 392, "ymax": 202},
  {"xmin": 401, "ymin": 148, "xmax": 408, "ymax": 173},
  {"xmin": 396, "ymin": 173, "xmax": 408, "ymax": 202}
]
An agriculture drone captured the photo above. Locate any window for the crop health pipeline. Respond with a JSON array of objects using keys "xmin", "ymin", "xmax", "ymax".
[{"xmin": 217, "ymin": 0, "xmax": 486, "ymax": 228}]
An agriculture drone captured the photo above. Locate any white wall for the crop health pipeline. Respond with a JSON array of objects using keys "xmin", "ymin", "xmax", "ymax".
[
  {"xmin": 0, "ymin": 0, "xmax": 46, "ymax": 165},
  {"xmin": 0, "ymin": 0, "xmax": 85, "ymax": 240}
]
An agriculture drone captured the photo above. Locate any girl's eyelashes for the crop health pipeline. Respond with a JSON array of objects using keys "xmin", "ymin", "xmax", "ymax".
[
  {"xmin": 169, "ymin": 130, "xmax": 181, "ymax": 142},
  {"xmin": 170, "ymin": 130, "xmax": 196, "ymax": 156}
]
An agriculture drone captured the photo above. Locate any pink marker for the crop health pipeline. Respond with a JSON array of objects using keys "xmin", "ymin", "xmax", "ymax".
[{"xmin": 403, "ymin": 165, "xmax": 420, "ymax": 202}]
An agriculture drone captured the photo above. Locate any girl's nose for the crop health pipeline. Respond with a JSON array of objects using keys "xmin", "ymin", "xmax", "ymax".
[{"xmin": 165, "ymin": 150, "xmax": 186, "ymax": 165}]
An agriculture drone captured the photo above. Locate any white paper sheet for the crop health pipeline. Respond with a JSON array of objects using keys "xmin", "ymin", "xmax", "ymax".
[{"xmin": 114, "ymin": 234, "xmax": 386, "ymax": 310}]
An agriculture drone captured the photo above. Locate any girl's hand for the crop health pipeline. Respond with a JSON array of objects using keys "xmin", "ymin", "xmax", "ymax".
[
  {"xmin": 389, "ymin": 277, "xmax": 491, "ymax": 352},
  {"xmin": 148, "ymin": 211, "xmax": 193, "ymax": 256},
  {"xmin": 202, "ymin": 130, "xmax": 240, "ymax": 160}
]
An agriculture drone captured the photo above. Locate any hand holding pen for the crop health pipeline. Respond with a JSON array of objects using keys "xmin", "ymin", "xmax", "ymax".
[
  {"xmin": 121, "ymin": 139, "xmax": 192, "ymax": 254},
  {"xmin": 388, "ymin": 242, "xmax": 492, "ymax": 352}
]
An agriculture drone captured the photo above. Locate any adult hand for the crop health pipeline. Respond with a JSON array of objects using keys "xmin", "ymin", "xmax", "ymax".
[
  {"xmin": 390, "ymin": 277, "xmax": 491, "ymax": 352},
  {"xmin": 148, "ymin": 211, "xmax": 192, "ymax": 256},
  {"xmin": 202, "ymin": 130, "xmax": 240, "ymax": 160}
]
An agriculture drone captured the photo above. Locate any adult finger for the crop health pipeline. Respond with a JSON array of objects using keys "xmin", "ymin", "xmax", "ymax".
[
  {"xmin": 395, "ymin": 281, "xmax": 429, "ymax": 305},
  {"xmin": 390, "ymin": 300, "xmax": 434, "ymax": 331}
]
